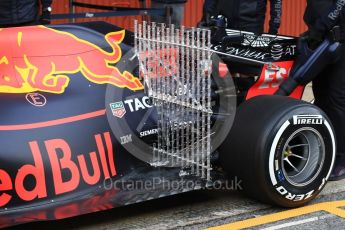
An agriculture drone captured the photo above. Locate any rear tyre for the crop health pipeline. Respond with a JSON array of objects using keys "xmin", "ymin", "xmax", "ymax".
[{"xmin": 219, "ymin": 95, "xmax": 336, "ymax": 207}]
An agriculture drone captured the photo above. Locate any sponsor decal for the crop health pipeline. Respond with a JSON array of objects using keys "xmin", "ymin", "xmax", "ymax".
[
  {"xmin": 110, "ymin": 102, "xmax": 126, "ymax": 118},
  {"xmin": 273, "ymin": 0, "xmax": 282, "ymax": 24},
  {"xmin": 243, "ymin": 35, "xmax": 272, "ymax": 47},
  {"xmin": 276, "ymin": 186, "xmax": 314, "ymax": 201},
  {"xmin": 109, "ymin": 96, "xmax": 153, "ymax": 118},
  {"xmin": 284, "ymin": 45, "xmax": 296, "ymax": 56},
  {"xmin": 140, "ymin": 128, "xmax": 158, "ymax": 138},
  {"xmin": 120, "ymin": 134, "xmax": 132, "ymax": 145},
  {"xmin": 223, "ymin": 47, "xmax": 269, "ymax": 60},
  {"xmin": 213, "ymin": 45, "xmax": 296, "ymax": 61},
  {"xmin": 0, "ymin": 132, "xmax": 116, "ymax": 208},
  {"xmin": 329, "ymin": 0, "xmax": 345, "ymax": 20},
  {"xmin": 124, "ymin": 96, "xmax": 153, "ymax": 112},
  {"xmin": 25, "ymin": 93, "xmax": 47, "ymax": 107},
  {"xmin": 271, "ymin": 44, "xmax": 284, "ymax": 60},
  {"xmin": 0, "ymin": 26, "xmax": 143, "ymax": 94},
  {"xmin": 270, "ymin": 44, "xmax": 296, "ymax": 61},
  {"xmin": 258, "ymin": 65, "xmax": 288, "ymax": 89},
  {"xmin": 293, "ymin": 115, "xmax": 323, "ymax": 125},
  {"xmin": 246, "ymin": 61, "xmax": 304, "ymax": 100}
]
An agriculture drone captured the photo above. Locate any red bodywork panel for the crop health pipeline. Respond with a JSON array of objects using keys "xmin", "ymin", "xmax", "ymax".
[{"xmin": 246, "ymin": 61, "xmax": 304, "ymax": 100}]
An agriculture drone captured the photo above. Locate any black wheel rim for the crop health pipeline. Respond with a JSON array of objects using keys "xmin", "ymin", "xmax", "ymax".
[{"xmin": 281, "ymin": 127, "xmax": 325, "ymax": 187}]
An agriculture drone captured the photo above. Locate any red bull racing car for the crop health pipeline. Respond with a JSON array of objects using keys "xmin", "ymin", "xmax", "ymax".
[{"xmin": 0, "ymin": 21, "xmax": 337, "ymax": 227}]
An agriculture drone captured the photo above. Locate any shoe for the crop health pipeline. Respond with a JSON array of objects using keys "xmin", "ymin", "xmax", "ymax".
[{"xmin": 329, "ymin": 155, "xmax": 345, "ymax": 181}]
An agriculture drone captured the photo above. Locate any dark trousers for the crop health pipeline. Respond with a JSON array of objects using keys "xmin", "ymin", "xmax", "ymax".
[
  {"xmin": 229, "ymin": 24, "xmax": 264, "ymax": 34},
  {"xmin": 313, "ymin": 45, "xmax": 345, "ymax": 156},
  {"xmin": 151, "ymin": 2, "xmax": 185, "ymax": 26}
]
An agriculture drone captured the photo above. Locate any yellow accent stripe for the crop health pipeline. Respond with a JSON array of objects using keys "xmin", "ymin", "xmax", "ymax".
[
  {"xmin": 17, "ymin": 31, "xmax": 23, "ymax": 47},
  {"xmin": 207, "ymin": 200, "xmax": 345, "ymax": 230}
]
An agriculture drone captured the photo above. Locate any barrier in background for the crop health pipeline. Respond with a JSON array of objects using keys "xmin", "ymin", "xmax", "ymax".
[
  {"xmin": 51, "ymin": 0, "xmax": 307, "ymax": 36},
  {"xmin": 51, "ymin": 1, "xmax": 168, "ymax": 23}
]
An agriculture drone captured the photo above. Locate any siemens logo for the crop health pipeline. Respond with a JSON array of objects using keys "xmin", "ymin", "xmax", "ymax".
[
  {"xmin": 293, "ymin": 115, "xmax": 323, "ymax": 125},
  {"xmin": 140, "ymin": 129, "xmax": 158, "ymax": 138}
]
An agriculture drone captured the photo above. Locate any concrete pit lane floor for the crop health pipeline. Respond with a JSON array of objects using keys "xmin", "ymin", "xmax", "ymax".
[
  {"xmin": 7, "ymin": 179, "xmax": 345, "ymax": 230},
  {"xmin": 10, "ymin": 85, "xmax": 345, "ymax": 230}
]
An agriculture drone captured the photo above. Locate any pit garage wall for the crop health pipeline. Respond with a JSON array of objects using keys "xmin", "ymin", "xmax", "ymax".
[{"xmin": 52, "ymin": 0, "xmax": 307, "ymax": 36}]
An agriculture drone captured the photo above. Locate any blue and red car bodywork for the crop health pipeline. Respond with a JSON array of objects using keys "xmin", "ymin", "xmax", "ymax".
[{"xmin": 0, "ymin": 21, "xmax": 303, "ymax": 227}]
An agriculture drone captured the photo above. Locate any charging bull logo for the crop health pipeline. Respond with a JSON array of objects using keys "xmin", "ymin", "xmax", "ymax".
[{"xmin": 0, "ymin": 26, "xmax": 143, "ymax": 94}]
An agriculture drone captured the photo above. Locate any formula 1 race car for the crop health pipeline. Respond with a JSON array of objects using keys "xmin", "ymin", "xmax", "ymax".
[{"xmin": 0, "ymin": 20, "xmax": 339, "ymax": 227}]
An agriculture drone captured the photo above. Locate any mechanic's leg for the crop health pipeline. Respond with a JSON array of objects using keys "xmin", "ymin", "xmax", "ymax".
[
  {"xmin": 241, "ymin": 24, "xmax": 265, "ymax": 35},
  {"xmin": 314, "ymin": 46, "xmax": 345, "ymax": 180},
  {"xmin": 170, "ymin": 4, "xmax": 184, "ymax": 26},
  {"xmin": 150, "ymin": 2, "xmax": 166, "ymax": 24},
  {"xmin": 312, "ymin": 66, "xmax": 330, "ymax": 111},
  {"xmin": 327, "ymin": 52, "xmax": 345, "ymax": 181},
  {"xmin": 150, "ymin": 2, "xmax": 184, "ymax": 26}
]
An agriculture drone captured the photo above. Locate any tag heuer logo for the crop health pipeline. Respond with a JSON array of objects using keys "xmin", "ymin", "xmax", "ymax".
[{"xmin": 110, "ymin": 102, "xmax": 126, "ymax": 118}]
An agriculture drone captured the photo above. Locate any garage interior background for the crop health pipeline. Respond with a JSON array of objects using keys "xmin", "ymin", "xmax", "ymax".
[{"xmin": 52, "ymin": 0, "xmax": 307, "ymax": 36}]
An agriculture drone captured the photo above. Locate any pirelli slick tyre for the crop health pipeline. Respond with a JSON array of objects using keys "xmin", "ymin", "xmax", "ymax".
[{"xmin": 219, "ymin": 95, "xmax": 336, "ymax": 207}]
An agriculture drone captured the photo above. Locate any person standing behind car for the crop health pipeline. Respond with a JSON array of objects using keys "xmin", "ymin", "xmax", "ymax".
[
  {"xmin": 298, "ymin": 0, "xmax": 345, "ymax": 181},
  {"xmin": 0, "ymin": 0, "xmax": 52, "ymax": 27},
  {"xmin": 200, "ymin": 0, "xmax": 282, "ymax": 35},
  {"xmin": 151, "ymin": 0, "xmax": 187, "ymax": 26}
]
